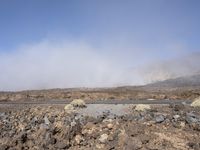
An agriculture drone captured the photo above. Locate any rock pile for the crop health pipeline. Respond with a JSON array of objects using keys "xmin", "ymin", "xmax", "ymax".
[{"xmin": 0, "ymin": 104, "xmax": 200, "ymax": 149}]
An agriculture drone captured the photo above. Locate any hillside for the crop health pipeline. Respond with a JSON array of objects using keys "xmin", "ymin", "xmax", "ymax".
[{"xmin": 145, "ymin": 74, "xmax": 200, "ymax": 89}]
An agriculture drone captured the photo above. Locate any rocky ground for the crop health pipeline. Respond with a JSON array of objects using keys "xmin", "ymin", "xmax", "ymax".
[
  {"xmin": 1, "ymin": 75, "xmax": 200, "ymax": 102},
  {"xmin": 0, "ymin": 86, "xmax": 200, "ymax": 102},
  {"xmin": 1, "ymin": 103, "xmax": 200, "ymax": 150}
]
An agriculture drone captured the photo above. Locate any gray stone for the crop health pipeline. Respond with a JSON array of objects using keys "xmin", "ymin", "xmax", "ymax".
[
  {"xmin": 186, "ymin": 113, "xmax": 198, "ymax": 124},
  {"xmin": 44, "ymin": 116, "xmax": 50, "ymax": 125},
  {"xmin": 155, "ymin": 115, "xmax": 165, "ymax": 123},
  {"xmin": 40, "ymin": 123, "xmax": 49, "ymax": 129},
  {"xmin": 173, "ymin": 115, "xmax": 180, "ymax": 120},
  {"xmin": 0, "ymin": 112, "xmax": 6, "ymax": 118},
  {"xmin": 99, "ymin": 134, "xmax": 108, "ymax": 143}
]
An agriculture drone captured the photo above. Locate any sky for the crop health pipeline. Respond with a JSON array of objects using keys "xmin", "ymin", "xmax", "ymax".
[{"xmin": 0, "ymin": 0, "xmax": 200, "ymax": 91}]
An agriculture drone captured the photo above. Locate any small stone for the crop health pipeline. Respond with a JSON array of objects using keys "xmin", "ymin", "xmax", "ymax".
[
  {"xmin": 107, "ymin": 123, "xmax": 113, "ymax": 129},
  {"xmin": 99, "ymin": 134, "xmax": 108, "ymax": 143},
  {"xmin": 155, "ymin": 115, "xmax": 165, "ymax": 123},
  {"xmin": 31, "ymin": 117, "xmax": 38, "ymax": 124},
  {"xmin": 49, "ymin": 137, "xmax": 57, "ymax": 145},
  {"xmin": 70, "ymin": 120, "xmax": 76, "ymax": 127},
  {"xmin": 126, "ymin": 137, "xmax": 142, "ymax": 150},
  {"xmin": 85, "ymin": 122, "xmax": 95, "ymax": 129},
  {"xmin": 56, "ymin": 141, "xmax": 70, "ymax": 149},
  {"xmin": 173, "ymin": 115, "xmax": 180, "ymax": 120},
  {"xmin": 96, "ymin": 144, "xmax": 105, "ymax": 149},
  {"xmin": 181, "ymin": 102, "xmax": 187, "ymax": 105},
  {"xmin": 18, "ymin": 123, "xmax": 25, "ymax": 131},
  {"xmin": 173, "ymin": 104, "xmax": 184, "ymax": 111},
  {"xmin": 75, "ymin": 135, "xmax": 83, "ymax": 144},
  {"xmin": 44, "ymin": 116, "xmax": 50, "ymax": 125},
  {"xmin": 180, "ymin": 122, "xmax": 185, "ymax": 128},
  {"xmin": 40, "ymin": 123, "xmax": 49, "ymax": 129},
  {"xmin": 186, "ymin": 113, "xmax": 198, "ymax": 124},
  {"xmin": 192, "ymin": 123, "xmax": 200, "ymax": 131}
]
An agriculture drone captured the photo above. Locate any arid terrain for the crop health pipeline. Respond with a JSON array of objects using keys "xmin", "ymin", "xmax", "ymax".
[
  {"xmin": 1, "ymin": 75, "xmax": 200, "ymax": 102},
  {"xmin": 1, "ymin": 1, "xmax": 200, "ymax": 149},
  {"xmin": 1, "ymin": 103, "xmax": 200, "ymax": 150},
  {"xmin": 0, "ymin": 75, "xmax": 200, "ymax": 150}
]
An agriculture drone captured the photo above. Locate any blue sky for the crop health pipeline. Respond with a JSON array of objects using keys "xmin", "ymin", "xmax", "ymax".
[
  {"xmin": 1, "ymin": 0, "xmax": 200, "ymax": 52},
  {"xmin": 0, "ymin": 0, "xmax": 200, "ymax": 90}
]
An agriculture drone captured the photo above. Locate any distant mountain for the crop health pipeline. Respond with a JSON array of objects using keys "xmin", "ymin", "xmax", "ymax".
[{"xmin": 145, "ymin": 74, "xmax": 200, "ymax": 89}]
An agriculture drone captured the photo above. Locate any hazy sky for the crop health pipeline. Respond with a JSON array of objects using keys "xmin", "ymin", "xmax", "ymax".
[{"xmin": 0, "ymin": 0, "xmax": 200, "ymax": 91}]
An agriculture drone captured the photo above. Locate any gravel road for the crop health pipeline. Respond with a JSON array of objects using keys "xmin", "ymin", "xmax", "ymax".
[{"xmin": 0, "ymin": 99, "xmax": 192, "ymax": 105}]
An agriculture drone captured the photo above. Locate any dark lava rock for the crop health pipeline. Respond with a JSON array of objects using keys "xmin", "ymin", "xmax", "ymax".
[
  {"xmin": 17, "ymin": 132, "xmax": 27, "ymax": 143},
  {"xmin": 170, "ymin": 104, "xmax": 185, "ymax": 112},
  {"xmin": 48, "ymin": 137, "xmax": 57, "ymax": 145}
]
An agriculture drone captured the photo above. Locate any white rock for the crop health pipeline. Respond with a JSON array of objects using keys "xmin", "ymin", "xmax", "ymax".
[
  {"xmin": 44, "ymin": 116, "xmax": 50, "ymax": 125},
  {"xmin": 99, "ymin": 134, "xmax": 108, "ymax": 143},
  {"xmin": 107, "ymin": 123, "xmax": 113, "ymax": 129},
  {"xmin": 75, "ymin": 135, "xmax": 83, "ymax": 144},
  {"xmin": 173, "ymin": 115, "xmax": 180, "ymax": 120},
  {"xmin": 64, "ymin": 104, "xmax": 75, "ymax": 113}
]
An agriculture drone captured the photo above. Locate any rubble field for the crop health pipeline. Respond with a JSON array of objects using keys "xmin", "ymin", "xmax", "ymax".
[{"xmin": 0, "ymin": 103, "xmax": 200, "ymax": 150}]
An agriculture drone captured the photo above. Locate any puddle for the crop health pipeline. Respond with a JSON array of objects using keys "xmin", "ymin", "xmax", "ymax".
[{"xmin": 77, "ymin": 104, "xmax": 133, "ymax": 118}]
